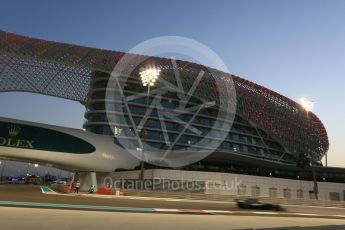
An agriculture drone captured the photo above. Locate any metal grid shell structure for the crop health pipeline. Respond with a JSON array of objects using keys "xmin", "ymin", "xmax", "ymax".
[{"xmin": 0, "ymin": 30, "xmax": 329, "ymax": 162}]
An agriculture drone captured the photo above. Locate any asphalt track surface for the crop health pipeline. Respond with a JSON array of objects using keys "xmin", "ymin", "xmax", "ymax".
[
  {"xmin": 2, "ymin": 185, "xmax": 345, "ymax": 229},
  {"xmin": 1, "ymin": 206, "xmax": 345, "ymax": 230},
  {"xmin": 2, "ymin": 185, "xmax": 345, "ymax": 216},
  {"xmin": 0, "ymin": 185, "xmax": 234, "ymax": 211}
]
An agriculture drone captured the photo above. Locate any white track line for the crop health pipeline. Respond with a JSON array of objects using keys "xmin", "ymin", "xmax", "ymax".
[
  {"xmin": 294, "ymin": 213, "xmax": 319, "ymax": 216},
  {"xmin": 155, "ymin": 208, "xmax": 180, "ymax": 212}
]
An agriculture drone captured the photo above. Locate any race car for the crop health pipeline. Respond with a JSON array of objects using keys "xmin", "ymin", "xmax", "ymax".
[{"xmin": 236, "ymin": 198, "xmax": 283, "ymax": 211}]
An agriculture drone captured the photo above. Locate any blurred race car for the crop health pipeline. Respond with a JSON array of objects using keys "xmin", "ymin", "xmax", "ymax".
[{"xmin": 236, "ymin": 198, "xmax": 283, "ymax": 211}]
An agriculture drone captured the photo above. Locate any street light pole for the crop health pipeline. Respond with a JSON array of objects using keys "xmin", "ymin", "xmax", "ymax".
[
  {"xmin": 26, "ymin": 163, "xmax": 31, "ymax": 176},
  {"xmin": 311, "ymin": 152, "xmax": 318, "ymax": 200},
  {"xmin": 34, "ymin": 163, "xmax": 39, "ymax": 176},
  {"xmin": 139, "ymin": 66, "xmax": 161, "ymax": 181},
  {"xmin": 139, "ymin": 85, "xmax": 150, "ymax": 180}
]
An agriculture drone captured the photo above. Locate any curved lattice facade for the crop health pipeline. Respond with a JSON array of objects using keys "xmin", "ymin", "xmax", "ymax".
[{"xmin": 0, "ymin": 30, "xmax": 329, "ymax": 167}]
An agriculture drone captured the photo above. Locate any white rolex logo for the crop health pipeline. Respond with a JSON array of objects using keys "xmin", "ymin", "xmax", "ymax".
[
  {"xmin": 8, "ymin": 125, "xmax": 21, "ymax": 137},
  {"xmin": 0, "ymin": 124, "xmax": 33, "ymax": 149}
]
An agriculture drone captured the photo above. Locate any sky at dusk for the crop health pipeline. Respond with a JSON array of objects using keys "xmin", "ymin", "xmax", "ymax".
[{"xmin": 0, "ymin": 0, "xmax": 345, "ymax": 173}]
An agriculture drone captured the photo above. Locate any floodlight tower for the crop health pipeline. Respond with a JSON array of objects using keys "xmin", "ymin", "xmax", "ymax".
[
  {"xmin": 300, "ymin": 97, "xmax": 318, "ymax": 199},
  {"xmin": 138, "ymin": 66, "xmax": 161, "ymax": 180}
]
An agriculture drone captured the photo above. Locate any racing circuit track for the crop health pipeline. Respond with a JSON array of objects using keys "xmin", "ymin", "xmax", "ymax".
[{"xmin": 1, "ymin": 185, "xmax": 345, "ymax": 229}]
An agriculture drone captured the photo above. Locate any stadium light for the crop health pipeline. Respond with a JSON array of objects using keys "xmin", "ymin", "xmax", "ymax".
[
  {"xmin": 138, "ymin": 66, "xmax": 161, "ymax": 181},
  {"xmin": 139, "ymin": 67, "xmax": 161, "ymax": 87},
  {"xmin": 300, "ymin": 97, "xmax": 314, "ymax": 112}
]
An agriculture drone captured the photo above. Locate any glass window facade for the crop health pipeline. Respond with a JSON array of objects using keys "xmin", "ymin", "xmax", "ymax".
[{"xmin": 85, "ymin": 71, "xmax": 298, "ymax": 171}]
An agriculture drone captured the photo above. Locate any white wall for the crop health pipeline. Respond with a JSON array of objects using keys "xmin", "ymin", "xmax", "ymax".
[{"xmin": 106, "ymin": 169, "xmax": 345, "ymax": 201}]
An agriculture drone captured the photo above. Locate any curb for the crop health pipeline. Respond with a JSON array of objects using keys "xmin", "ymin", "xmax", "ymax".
[{"xmin": 40, "ymin": 186, "xmax": 57, "ymax": 194}]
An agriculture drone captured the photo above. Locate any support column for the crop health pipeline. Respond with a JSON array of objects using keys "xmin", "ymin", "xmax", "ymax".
[
  {"xmin": 78, "ymin": 172, "xmax": 98, "ymax": 192},
  {"xmin": 90, "ymin": 172, "xmax": 98, "ymax": 193},
  {"xmin": 69, "ymin": 172, "xmax": 75, "ymax": 192}
]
